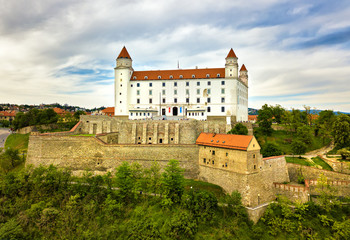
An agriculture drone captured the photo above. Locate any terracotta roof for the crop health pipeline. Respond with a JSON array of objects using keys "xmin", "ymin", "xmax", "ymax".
[
  {"xmin": 226, "ymin": 48, "xmax": 237, "ymax": 58},
  {"xmin": 117, "ymin": 46, "xmax": 132, "ymax": 59},
  {"xmin": 248, "ymin": 115, "xmax": 258, "ymax": 121},
  {"xmin": 131, "ymin": 68, "xmax": 225, "ymax": 81},
  {"xmin": 0, "ymin": 111, "xmax": 16, "ymax": 117},
  {"xmin": 240, "ymin": 64, "xmax": 247, "ymax": 71},
  {"xmin": 102, "ymin": 107, "xmax": 115, "ymax": 115},
  {"xmin": 53, "ymin": 108, "xmax": 66, "ymax": 114},
  {"xmin": 196, "ymin": 132, "xmax": 253, "ymax": 150}
]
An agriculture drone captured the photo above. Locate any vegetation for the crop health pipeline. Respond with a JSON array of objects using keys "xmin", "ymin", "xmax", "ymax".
[
  {"xmin": 285, "ymin": 156, "xmax": 333, "ymax": 171},
  {"xmin": 0, "ymin": 120, "xmax": 10, "ymax": 127},
  {"xmin": 285, "ymin": 157, "xmax": 314, "ymax": 167},
  {"xmin": 311, "ymin": 156, "xmax": 333, "ymax": 171},
  {"xmin": 261, "ymin": 142, "xmax": 282, "ymax": 158},
  {"xmin": 337, "ymin": 148, "xmax": 350, "ymax": 160},
  {"xmin": 227, "ymin": 123, "xmax": 248, "ymax": 135},
  {"xmin": 4, "ymin": 133, "xmax": 29, "ymax": 152},
  {"xmin": 12, "ymin": 109, "xmax": 59, "ymax": 130}
]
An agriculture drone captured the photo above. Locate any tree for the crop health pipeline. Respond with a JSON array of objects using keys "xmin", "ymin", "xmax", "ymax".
[
  {"xmin": 290, "ymin": 109, "xmax": 303, "ymax": 132},
  {"xmin": 296, "ymin": 125, "xmax": 313, "ymax": 145},
  {"xmin": 161, "ymin": 159, "xmax": 184, "ymax": 205},
  {"xmin": 291, "ymin": 140, "xmax": 307, "ymax": 158},
  {"xmin": 261, "ymin": 143, "xmax": 283, "ymax": 157},
  {"xmin": 337, "ymin": 148, "xmax": 350, "ymax": 160},
  {"xmin": 0, "ymin": 148, "xmax": 21, "ymax": 173},
  {"xmin": 257, "ymin": 104, "xmax": 273, "ymax": 135},
  {"xmin": 115, "ymin": 162, "xmax": 134, "ymax": 202},
  {"xmin": 332, "ymin": 114, "xmax": 350, "ymax": 149},
  {"xmin": 227, "ymin": 123, "xmax": 248, "ymax": 135},
  {"xmin": 271, "ymin": 104, "xmax": 285, "ymax": 124},
  {"xmin": 74, "ymin": 110, "xmax": 86, "ymax": 120}
]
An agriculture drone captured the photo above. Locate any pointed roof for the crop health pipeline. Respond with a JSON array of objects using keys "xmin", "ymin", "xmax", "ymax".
[
  {"xmin": 226, "ymin": 48, "xmax": 237, "ymax": 58},
  {"xmin": 240, "ymin": 64, "xmax": 247, "ymax": 71},
  {"xmin": 117, "ymin": 46, "xmax": 132, "ymax": 59},
  {"xmin": 196, "ymin": 132, "xmax": 253, "ymax": 150}
]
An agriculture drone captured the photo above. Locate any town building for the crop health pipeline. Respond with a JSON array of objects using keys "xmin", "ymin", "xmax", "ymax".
[
  {"xmin": 114, "ymin": 47, "xmax": 249, "ymax": 122},
  {"xmin": 101, "ymin": 107, "xmax": 115, "ymax": 117},
  {"xmin": 0, "ymin": 111, "xmax": 16, "ymax": 123}
]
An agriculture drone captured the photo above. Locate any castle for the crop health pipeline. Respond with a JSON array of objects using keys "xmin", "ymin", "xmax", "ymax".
[{"xmin": 114, "ymin": 47, "xmax": 248, "ymax": 122}]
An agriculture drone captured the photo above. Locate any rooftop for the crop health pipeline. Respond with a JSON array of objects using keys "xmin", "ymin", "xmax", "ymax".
[{"xmin": 196, "ymin": 132, "xmax": 253, "ymax": 150}]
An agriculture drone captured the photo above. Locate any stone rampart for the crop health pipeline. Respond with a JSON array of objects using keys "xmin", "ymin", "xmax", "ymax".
[
  {"xmin": 287, "ymin": 163, "xmax": 350, "ymax": 182},
  {"xmin": 318, "ymin": 155, "xmax": 350, "ymax": 174},
  {"xmin": 273, "ymin": 183, "xmax": 309, "ymax": 203},
  {"xmin": 26, "ymin": 134, "xmax": 199, "ymax": 178}
]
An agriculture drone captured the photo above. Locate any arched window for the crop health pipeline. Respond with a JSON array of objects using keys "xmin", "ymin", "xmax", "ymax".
[
  {"xmin": 158, "ymin": 76, "xmax": 161, "ymax": 79},
  {"xmin": 206, "ymin": 74, "xmax": 210, "ymax": 78},
  {"xmin": 170, "ymin": 75, "xmax": 173, "ymax": 79},
  {"xmin": 133, "ymin": 76, "xmax": 137, "ymax": 80},
  {"xmin": 217, "ymin": 73, "xmax": 220, "ymax": 77},
  {"xmin": 144, "ymin": 76, "xmax": 148, "ymax": 79},
  {"xmin": 192, "ymin": 75, "xmax": 195, "ymax": 78},
  {"xmin": 179, "ymin": 75, "xmax": 183, "ymax": 78}
]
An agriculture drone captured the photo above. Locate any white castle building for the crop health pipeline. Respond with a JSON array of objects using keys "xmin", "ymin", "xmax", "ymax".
[{"xmin": 114, "ymin": 47, "xmax": 248, "ymax": 122}]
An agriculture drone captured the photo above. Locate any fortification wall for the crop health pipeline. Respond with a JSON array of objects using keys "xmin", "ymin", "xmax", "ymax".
[
  {"xmin": 27, "ymin": 135, "xmax": 199, "ymax": 178},
  {"xmin": 199, "ymin": 156, "xmax": 289, "ymax": 207},
  {"xmin": 319, "ymin": 155, "xmax": 350, "ymax": 174},
  {"xmin": 287, "ymin": 163, "xmax": 350, "ymax": 182},
  {"xmin": 273, "ymin": 183, "xmax": 309, "ymax": 203}
]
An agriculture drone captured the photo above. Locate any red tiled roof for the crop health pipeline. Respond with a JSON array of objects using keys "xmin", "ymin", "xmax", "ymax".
[
  {"xmin": 248, "ymin": 115, "xmax": 258, "ymax": 121},
  {"xmin": 102, "ymin": 107, "xmax": 115, "ymax": 115},
  {"xmin": 0, "ymin": 111, "xmax": 16, "ymax": 117},
  {"xmin": 131, "ymin": 68, "xmax": 225, "ymax": 81},
  {"xmin": 226, "ymin": 48, "xmax": 237, "ymax": 58},
  {"xmin": 117, "ymin": 46, "xmax": 132, "ymax": 59},
  {"xmin": 53, "ymin": 108, "xmax": 66, "ymax": 114},
  {"xmin": 196, "ymin": 132, "xmax": 253, "ymax": 150},
  {"xmin": 240, "ymin": 64, "xmax": 247, "ymax": 71}
]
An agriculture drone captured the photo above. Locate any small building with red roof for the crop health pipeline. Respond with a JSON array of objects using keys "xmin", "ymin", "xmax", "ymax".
[
  {"xmin": 101, "ymin": 107, "xmax": 115, "ymax": 116},
  {"xmin": 0, "ymin": 111, "xmax": 16, "ymax": 122}
]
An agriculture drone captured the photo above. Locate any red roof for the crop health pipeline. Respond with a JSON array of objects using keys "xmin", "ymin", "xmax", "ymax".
[
  {"xmin": 248, "ymin": 115, "xmax": 257, "ymax": 121},
  {"xmin": 102, "ymin": 107, "xmax": 115, "ymax": 116},
  {"xmin": 226, "ymin": 48, "xmax": 237, "ymax": 58},
  {"xmin": 131, "ymin": 68, "xmax": 225, "ymax": 81},
  {"xmin": 196, "ymin": 132, "xmax": 253, "ymax": 150},
  {"xmin": 117, "ymin": 46, "xmax": 132, "ymax": 59},
  {"xmin": 53, "ymin": 108, "xmax": 66, "ymax": 114},
  {"xmin": 240, "ymin": 64, "xmax": 247, "ymax": 71},
  {"xmin": 0, "ymin": 111, "xmax": 16, "ymax": 117}
]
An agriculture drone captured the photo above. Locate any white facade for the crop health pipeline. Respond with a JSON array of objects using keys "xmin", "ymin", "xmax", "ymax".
[{"xmin": 114, "ymin": 47, "xmax": 249, "ymax": 122}]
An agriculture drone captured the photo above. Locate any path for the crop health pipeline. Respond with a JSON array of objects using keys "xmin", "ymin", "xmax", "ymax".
[{"xmin": 0, "ymin": 128, "xmax": 11, "ymax": 149}]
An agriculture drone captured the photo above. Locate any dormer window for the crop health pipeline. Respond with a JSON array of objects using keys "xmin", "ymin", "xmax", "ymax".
[
  {"xmin": 206, "ymin": 74, "xmax": 210, "ymax": 78},
  {"xmin": 217, "ymin": 74, "xmax": 220, "ymax": 77},
  {"xmin": 170, "ymin": 75, "xmax": 173, "ymax": 79},
  {"xmin": 179, "ymin": 75, "xmax": 183, "ymax": 79},
  {"xmin": 192, "ymin": 75, "xmax": 195, "ymax": 78},
  {"xmin": 144, "ymin": 76, "xmax": 148, "ymax": 80},
  {"xmin": 158, "ymin": 76, "xmax": 161, "ymax": 79},
  {"xmin": 133, "ymin": 76, "xmax": 137, "ymax": 80}
]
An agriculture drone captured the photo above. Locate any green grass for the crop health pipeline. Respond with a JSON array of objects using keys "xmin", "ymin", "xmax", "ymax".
[
  {"xmin": 255, "ymin": 128, "xmax": 331, "ymax": 155},
  {"xmin": 327, "ymin": 148, "xmax": 339, "ymax": 155},
  {"xmin": 311, "ymin": 156, "xmax": 333, "ymax": 171},
  {"xmin": 4, "ymin": 133, "xmax": 29, "ymax": 153},
  {"xmin": 285, "ymin": 157, "xmax": 315, "ymax": 166},
  {"xmin": 184, "ymin": 179, "xmax": 226, "ymax": 199}
]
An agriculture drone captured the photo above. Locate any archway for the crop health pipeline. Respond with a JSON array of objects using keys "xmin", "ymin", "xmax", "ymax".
[{"xmin": 173, "ymin": 107, "xmax": 178, "ymax": 116}]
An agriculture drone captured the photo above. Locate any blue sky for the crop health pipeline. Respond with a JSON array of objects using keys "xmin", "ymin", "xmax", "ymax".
[{"xmin": 0, "ymin": 0, "xmax": 350, "ymax": 111}]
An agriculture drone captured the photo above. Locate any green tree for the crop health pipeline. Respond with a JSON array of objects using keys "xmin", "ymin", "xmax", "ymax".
[
  {"xmin": 296, "ymin": 125, "xmax": 313, "ymax": 145},
  {"xmin": 261, "ymin": 142, "xmax": 283, "ymax": 157},
  {"xmin": 74, "ymin": 110, "xmax": 86, "ymax": 120},
  {"xmin": 0, "ymin": 148, "xmax": 21, "ymax": 173},
  {"xmin": 332, "ymin": 114, "xmax": 350, "ymax": 149},
  {"xmin": 161, "ymin": 159, "xmax": 184, "ymax": 205},
  {"xmin": 291, "ymin": 140, "xmax": 307, "ymax": 158},
  {"xmin": 271, "ymin": 104, "xmax": 285, "ymax": 124},
  {"xmin": 115, "ymin": 162, "xmax": 135, "ymax": 202},
  {"xmin": 257, "ymin": 104, "xmax": 273, "ymax": 135},
  {"xmin": 227, "ymin": 123, "xmax": 248, "ymax": 135},
  {"xmin": 337, "ymin": 148, "xmax": 350, "ymax": 160}
]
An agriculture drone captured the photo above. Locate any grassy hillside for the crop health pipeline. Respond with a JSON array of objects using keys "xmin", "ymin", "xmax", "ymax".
[{"xmin": 4, "ymin": 133, "xmax": 30, "ymax": 153}]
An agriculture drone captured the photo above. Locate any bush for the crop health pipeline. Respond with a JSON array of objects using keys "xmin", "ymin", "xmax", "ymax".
[
  {"xmin": 227, "ymin": 123, "xmax": 248, "ymax": 135},
  {"xmin": 261, "ymin": 142, "xmax": 283, "ymax": 157}
]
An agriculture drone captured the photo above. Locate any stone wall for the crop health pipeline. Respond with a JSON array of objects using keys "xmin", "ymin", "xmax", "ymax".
[
  {"xmin": 26, "ymin": 134, "xmax": 199, "ymax": 178},
  {"xmin": 319, "ymin": 155, "xmax": 350, "ymax": 174},
  {"xmin": 287, "ymin": 163, "xmax": 350, "ymax": 182},
  {"xmin": 273, "ymin": 183, "xmax": 309, "ymax": 203}
]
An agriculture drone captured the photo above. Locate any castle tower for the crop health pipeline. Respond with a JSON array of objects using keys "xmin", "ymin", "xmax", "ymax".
[
  {"xmin": 225, "ymin": 48, "xmax": 238, "ymax": 79},
  {"xmin": 239, "ymin": 64, "xmax": 248, "ymax": 86},
  {"xmin": 114, "ymin": 46, "xmax": 133, "ymax": 118}
]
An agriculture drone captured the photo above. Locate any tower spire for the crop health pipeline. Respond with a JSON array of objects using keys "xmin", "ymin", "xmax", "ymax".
[{"xmin": 117, "ymin": 46, "xmax": 132, "ymax": 59}]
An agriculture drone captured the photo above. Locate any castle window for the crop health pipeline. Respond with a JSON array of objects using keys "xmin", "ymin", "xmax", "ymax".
[
  {"xmin": 207, "ymin": 98, "xmax": 211, "ymax": 103},
  {"xmin": 221, "ymin": 88, "xmax": 225, "ymax": 94},
  {"xmin": 197, "ymin": 89, "xmax": 200, "ymax": 95},
  {"xmin": 174, "ymin": 82, "xmax": 177, "ymax": 87},
  {"xmin": 131, "ymin": 84, "xmax": 133, "ymax": 87},
  {"xmin": 221, "ymin": 97, "xmax": 225, "ymax": 103},
  {"xmin": 221, "ymin": 80, "xmax": 225, "ymax": 85},
  {"xmin": 207, "ymin": 107, "xmax": 211, "ymax": 112},
  {"xmin": 186, "ymin": 89, "xmax": 189, "ymax": 95},
  {"xmin": 186, "ymin": 81, "xmax": 189, "ymax": 86},
  {"xmin": 197, "ymin": 81, "xmax": 200, "ymax": 86},
  {"xmin": 217, "ymin": 74, "xmax": 221, "ymax": 77},
  {"xmin": 253, "ymin": 144, "xmax": 255, "ymax": 147},
  {"xmin": 133, "ymin": 76, "xmax": 137, "ymax": 80},
  {"xmin": 119, "ymin": 92, "xmax": 122, "ymax": 95},
  {"xmin": 149, "ymin": 83, "xmax": 152, "ymax": 87},
  {"xmin": 174, "ymin": 98, "xmax": 177, "ymax": 103},
  {"xmin": 162, "ymin": 98, "xmax": 166, "ymax": 103},
  {"xmin": 137, "ymin": 99, "xmax": 140, "ymax": 103},
  {"xmin": 131, "ymin": 113, "xmax": 133, "ymax": 116},
  {"xmin": 197, "ymin": 98, "xmax": 200, "ymax": 103},
  {"xmin": 158, "ymin": 76, "xmax": 161, "ymax": 79},
  {"xmin": 230, "ymin": 74, "xmax": 232, "ymax": 76},
  {"xmin": 192, "ymin": 75, "xmax": 195, "ymax": 78},
  {"xmin": 137, "ymin": 90, "xmax": 140, "ymax": 95},
  {"xmin": 186, "ymin": 98, "xmax": 189, "ymax": 103},
  {"xmin": 207, "ymin": 81, "xmax": 211, "ymax": 85},
  {"xmin": 226, "ymin": 152, "xmax": 228, "ymax": 156},
  {"xmin": 212, "ymin": 160, "xmax": 214, "ymax": 164},
  {"xmin": 221, "ymin": 106, "xmax": 225, "ymax": 112},
  {"xmin": 253, "ymin": 154, "xmax": 256, "ymax": 158},
  {"xmin": 179, "ymin": 75, "xmax": 183, "ymax": 79},
  {"xmin": 171, "ymin": 137, "xmax": 173, "ymax": 141},
  {"xmin": 120, "ymin": 79, "xmax": 122, "ymax": 82},
  {"xmin": 203, "ymin": 158, "xmax": 206, "ymax": 163},
  {"xmin": 149, "ymin": 99, "xmax": 152, "ymax": 104},
  {"xmin": 120, "ymin": 101, "xmax": 122, "ymax": 103},
  {"xmin": 137, "ymin": 83, "xmax": 140, "ymax": 87},
  {"xmin": 136, "ymin": 113, "xmax": 138, "ymax": 116},
  {"xmin": 162, "ymin": 82, "xmax": 166, "ymax": 87},
  {"xmin": 170, "ymin": 75, "xmax": 173, "ymax": 79},
  {"xmin": 149, "ymin": 90, "xmax": 152, "ymax": 95},
  {"xmin": 225, "ymin": 163, "xmax": 228, "ymax": 167},
  {"xmin": 206, "ymin": 74, "xmax": 210, "ymax": 78},
  {"xmin": 120, "ymin": 84, "xmax": 122, "ymax": 87},
  {"xmin": 138, "ymin": 137, "xmax": 141, "ymax": 140},
  {"xmin": 149, "ymin": 137, "xmax": 152, "ymax": 140},
  {"xmin": 162, "ymin": 90, "xmax": 166, "ymax": 95},
  {"xmin": 212, "ymin": 150, "xmax": 215, "ymax": 155},
  {"xmin": 174, "ymin": 89, "xmax": 177, "ymax": 95},
  {"xmin": 208, "ymin": 89, "xmax": 211, "ymax": 94},
  {"xmin": 254, "ymin": 165, "xmax": 256, "ymax": 169},
  {"xmin": 144, "ymin": 76, "xmax": 148, "ymax": 79},
  {"xmin": 148, "ymin": 113, "xmax": 150, "ymax": 116},
  {"xmin": 144, "ymin": 113, "xmax": 146, "ymax": 116},
  {"xmin": 201, "ymin": 112, "xmax": 204, "ymax": 116},
  {"xmin": 159, "ymin": 138, "xmax": 163, "ymax": 143}
]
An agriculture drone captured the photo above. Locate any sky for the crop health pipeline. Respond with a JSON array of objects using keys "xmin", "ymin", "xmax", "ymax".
[{"xmin": 0, "ymin": 0, "xmax": 350, "ymax": 112}]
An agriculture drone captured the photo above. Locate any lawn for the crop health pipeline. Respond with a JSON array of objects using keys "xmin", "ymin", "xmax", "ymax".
[
  {"xmin": 311, "ymin": 156, "xmax": 333, "ymax": 171},
  {"xmin": 4, "ymin": 133, "xmax": 30, "ymax": 153},
  {"xmin": 285, "ymin": 157, "xmax": 315, "ymax": 167},
  {"xmin": 184, "ymin": 179, "xmax": 226, "ymax": 199}
]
